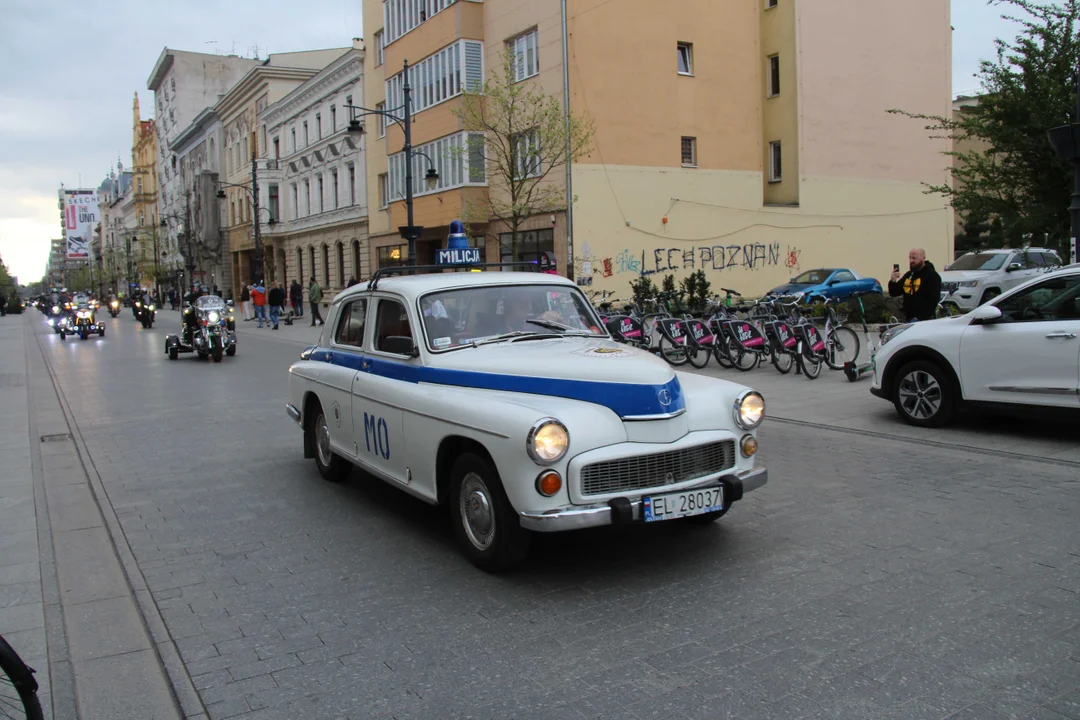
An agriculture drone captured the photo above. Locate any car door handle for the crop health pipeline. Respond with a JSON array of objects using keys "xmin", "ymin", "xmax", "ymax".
[
  {"xmin": 1045, "ymin": 332, "xmax": 1077, "ymax": 339},
  {"xmin": 360, "ymin": 359, "xmax": 371, "ymax": 370}
]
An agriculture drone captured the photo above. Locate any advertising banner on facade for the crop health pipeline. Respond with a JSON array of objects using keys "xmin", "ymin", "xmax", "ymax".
[{"xmin": 63, "ymin": 189, "xmax": 98, "ymax": 260}]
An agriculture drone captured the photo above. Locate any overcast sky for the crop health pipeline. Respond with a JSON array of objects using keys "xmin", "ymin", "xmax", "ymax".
[{"xmin": 0, "ymin": 0, "xmax": 1022, "ymax": 282}]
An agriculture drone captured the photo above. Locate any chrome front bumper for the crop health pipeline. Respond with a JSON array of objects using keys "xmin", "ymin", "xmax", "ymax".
[{"xmin": 518, "ymin": 467, "xmax": 767, "ymax": 532}]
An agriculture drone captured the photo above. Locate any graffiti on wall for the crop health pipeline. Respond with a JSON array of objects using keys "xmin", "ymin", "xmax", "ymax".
[{"xmin": 600, "ymin": 242, "xmax": 796, "ymax": 277}]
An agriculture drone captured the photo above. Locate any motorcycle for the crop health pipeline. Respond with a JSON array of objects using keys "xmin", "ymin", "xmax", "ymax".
[
  {"xmin": 45, "ymin": 302, "xmax": 66, "ymax": 333},
  {"xmin": 61, "ymin": 304, "xmax": 106, "ymax": 341},
  {"xmin": 133, "ymin": 298, "xmax": 156, "ymax": 328},
  {"xmin": 165, "ymin": 296, "xmax": 237, "ymax": 363},
  {"xmin": 108, "ymin": 299, "xmax": 121, "ymax": 317}
]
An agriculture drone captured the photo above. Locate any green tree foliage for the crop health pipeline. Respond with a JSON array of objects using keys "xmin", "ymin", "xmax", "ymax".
[
  {"xmin": 678, "ymin": 270, "xmax": 712, "ymax": 313},
  {"xmin": 890, "ymin": 0, "xmax": 1079, "ymax": 254},
  {"xmin": 629, "ymin": 275, "xmax": 658, "ymax": 310}
]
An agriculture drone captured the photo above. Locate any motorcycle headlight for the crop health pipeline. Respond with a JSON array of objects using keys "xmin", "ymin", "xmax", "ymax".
[
  {"xmin": 52, "ymin": 306, "xmax": 59, "ymax": 313},
  {"xmin": 880, "ymin": 324, "xmax": 912, "ymax": 346},
  {"xmin": 527, "ymin": 418, "xmax": 569, "ymax": 465},
  {"xmin": 111, "ymin": 301, "xmax": 119, "ymax": 308},
  {"xmin": 207, "ymin": 311, "xmax": 220, "ymax": 323},
  {"xmin": 733, "ymin": 390, "xmax": 765, "ymax": 430},
  {"xmin": 957, "ymin": 280, "xmax": 979, "ymax": 288},
  {"xmin": 148, "ymin": 304, "xmax": 155, "ymax": 311}
]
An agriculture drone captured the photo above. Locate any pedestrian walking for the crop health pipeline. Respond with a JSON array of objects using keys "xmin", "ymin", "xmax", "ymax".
[
  {"xmin": 888, "ymin": 248, "xmax": 942, "ymax": 322},
  {"xmin": 308, "ymin": 277, "xmax": 324, "ymax": 326},
  {"xmin": 290, "ymin": 280, "xmax": 304, "ymax": 319},
  {"xmin": 268, "ymin": 282, "xmax": 285, "ymax": 330},
  {"xmin": 240, "ymin": 284, "xmax": 252, "ymax": 321},
  {"xmin": 252, "ymin": 280, "xmax": 269, "ymax": 328}
]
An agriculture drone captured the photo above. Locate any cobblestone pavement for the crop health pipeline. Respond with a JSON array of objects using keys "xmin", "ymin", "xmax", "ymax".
[{"xmin": 31, "ymin": 309, "xmax": 1080, "ymax": 720}]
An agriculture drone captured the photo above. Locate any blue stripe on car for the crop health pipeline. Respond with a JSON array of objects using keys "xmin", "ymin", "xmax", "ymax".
[{"xmin": 305, "ymin": 347, "xmax": 683, "ymax": 418}]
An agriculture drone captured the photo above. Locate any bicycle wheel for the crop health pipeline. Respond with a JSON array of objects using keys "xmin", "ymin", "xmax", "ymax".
[
  {"xmin": 0, "ymin": 636, "xmax": 43, "ymax": 720},
  {"xmin": 800, "ymin": 345, "xmax": 823, "ymax": 380},
  {"xmin": 712, "ymin": 342, "xmax": 735, "ymax": 369},
  {"xmin": 823, "ymin": 326, "xmax": 860, "ymax": 370},
  {"xmin": 658, "ymin": 336, "xmax": 689, "ymax": 366},
  {"xmin": 687, "ymin": 342, "xmax": 710, "ymax": 369},
  {"xmin": 771, "ymin": 349, "xmax": 794, "ymax": 374}
]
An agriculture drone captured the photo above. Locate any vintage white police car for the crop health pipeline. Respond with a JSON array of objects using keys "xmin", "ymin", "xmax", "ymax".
[{"xmin": 286, "ymin": 268, "xmax": 767, "ymax": 571}]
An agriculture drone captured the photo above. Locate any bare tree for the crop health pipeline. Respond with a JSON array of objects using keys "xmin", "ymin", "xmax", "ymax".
[{"xmin": 453, "ymin": 51, "xmax": 594, "ymax": 256}]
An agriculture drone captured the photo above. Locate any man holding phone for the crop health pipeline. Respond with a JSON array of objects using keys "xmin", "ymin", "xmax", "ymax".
[{"xmin": 888, "ymin": 248, "xmax": 941, "ymax": 322}]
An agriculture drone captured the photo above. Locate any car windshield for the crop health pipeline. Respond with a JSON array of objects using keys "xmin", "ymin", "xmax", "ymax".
[
  {"xmin": 792, "ymin": 269, "xmax": 837, "ymax": 284},
  {"xmin": 947, "ymin": 253, "xmax": 1008, "ymax": 271},
  {"xmin": 419, "ymin": 284, "xmax": 606, "ymax": 351},
  {"xmin": 196, "ymin": 295, "xmax": 226, "ymax": 309}
]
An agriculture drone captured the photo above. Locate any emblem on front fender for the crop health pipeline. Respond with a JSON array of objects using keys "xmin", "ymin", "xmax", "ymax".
[{"xmin": 658, "ymin": 389, "xmax": 672, "ymax": 407}]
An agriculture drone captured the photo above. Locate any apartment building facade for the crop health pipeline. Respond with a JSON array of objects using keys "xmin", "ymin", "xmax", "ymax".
[
  {"xmin": 260, "ymin": 44, "xmax": 368, "ymax": 297},
  {"xmin": 172, "ymin": 108, "xmax": 228, "ymax": 290},
  {"xmin": 361, "ymin": 0, "xmax": 953, "ymax": 294}
]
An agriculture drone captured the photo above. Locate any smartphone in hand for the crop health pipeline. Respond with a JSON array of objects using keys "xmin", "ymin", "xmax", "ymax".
[{"xmin": 893, "ymin": 264, "xmax": 900, "ymax": 273}]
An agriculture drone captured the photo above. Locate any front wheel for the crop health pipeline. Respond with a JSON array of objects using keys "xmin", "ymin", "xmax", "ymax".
[
  {"xmin": 686, "ymin": 342, "xmax": 710, "ymax": 369},
  {"xmin": 892, "ymin": 360, "xmax": 956, "ymax": 427},
  {"xmin": 823, "ymin": 326, "xmax": 860, "ymax": 370},
  {"xmin": 799, "ymin": 345, "xmax": 822, "ymax": 379},
  {"xmin": 59, "ymin": 330, "xmax": 65, "ymax": 341},
  {"xmin": 80, "ymin": 330, "xmax": 88, "ymax": 340},
  {"xmin": 309, "ymin": 406, "xmax": 351, "ymax": 482},
  {"xmin": 771, "ymin": 349, "xmax": 794, "ymax": 374},
  {"xmin": 450, "ymin": 452, "xmax": 530, "ymax": 572},
  {"xmin": 0, "ymin": 635, "xmax": 44, "ymax": 720},
  {"xmin": 168, "ymin": 346, "xmax": 178, "ymax": 361},
  {"xmin": 212, "ymin": 348, "xmax": 223, "ymax": 363},
  {"xmin": 658, "ymin": 336, "xmax": 689, "ymax": 366}
]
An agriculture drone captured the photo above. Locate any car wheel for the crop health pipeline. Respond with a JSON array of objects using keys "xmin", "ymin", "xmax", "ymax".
[
  {"xmin": 892, "ymin": 360, "xmax": 956, "ymax": 428},
  {"xmin": 450, "ymin": 452, "xmax": 530, "ymax": 572},
  {"xmin": 979, "ymin": 288, "xmax": 1000, "ymax": 305},
  {"xmin": 309, "ymin": 405, "xmax": 351, "ymax": 482}
]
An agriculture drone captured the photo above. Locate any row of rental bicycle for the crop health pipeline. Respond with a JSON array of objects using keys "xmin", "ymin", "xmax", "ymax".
[{"xmin": 590, "ymin": 288, "xmax": 872, "ymax": 380}]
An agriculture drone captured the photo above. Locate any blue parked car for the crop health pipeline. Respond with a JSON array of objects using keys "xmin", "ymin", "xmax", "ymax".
[{"xmin": 765, "ymin": 268, "xmax": 882, "ymax": 302}]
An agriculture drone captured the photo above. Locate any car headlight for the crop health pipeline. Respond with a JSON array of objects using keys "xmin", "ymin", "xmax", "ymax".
[
  {"xmin": 880, "ymin": 324, "xmax": 912, "ymax": 346},
  {"xmin": 733, "ymin": 390, "xmax": 765, "ymax": 430},
  {"xmin": 527, "ymin": 418, "xmax": 569, "ymax": 464},
  {"xmin": 207, "ymin": 311, "xmax": 220, "ymax": 323},
  {"xmin": 958, "ymin": 280, "xmax": 979, "ymax": 288}
]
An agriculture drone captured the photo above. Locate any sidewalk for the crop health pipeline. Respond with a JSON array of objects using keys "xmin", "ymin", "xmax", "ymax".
[{"xmin": 1, "ymin": 313, "xmax": 193, "ymax": 720}]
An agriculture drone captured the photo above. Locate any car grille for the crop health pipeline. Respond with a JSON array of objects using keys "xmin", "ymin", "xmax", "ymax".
[{"xmin": 579, "ymin": 440, "xmax": 736, "ymax": 496}]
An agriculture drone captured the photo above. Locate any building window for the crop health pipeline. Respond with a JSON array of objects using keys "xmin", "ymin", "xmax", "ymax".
[
  {"xmin": 378, "ymin": 244, "xmax": 408, "ymax": 268},
  {"xmin": 317, "ymin": 175, "xmax": 324, "ymax": 213},
  {"xmin": 384, "ymin": 0, "xmax": 454, "ymax": 45},
  {"xmin": 309, "ymin": 246, "xmax": 316, "ymax": 282},
  {"xmin": 296, "ymin": 247, "xmax": 304, "ymax": 281},
  {"xmin": 376, "ymin": 102, "xmax": 386, "ymax": 137},
  {"xmin": 769, "ymin": 141, "xmax": 782, "ymax": 182},
  {"xmin": 375, "ymin": 31, "xmax": 384, "ymax": 66},
  {"xmin": 677, "ymin": 42, "xmax": 693, "ymax": 75},
  {"xmin": 352, "ymin": 240, "xmax": 362, "ymax": 279},
  {"xmin": 322, "ymin": 244, "xmax": 330, "ymax": 285},
  {"xmin": 387, "ymin": 131, "xmax": 486, "ymax": 203},
  {"xmin": 330, "ymin": 105, "xmax": 336, "ymax": 131},
  {"xmin": 385, "ymin": 40, "xmax": 482, "ymax": 116},
  {"xmin": 379, "ymin": 173, "xmax": 389, "ymax": 208},
  {"xmin": 681, "ymin": 136, "xmax": 697, "ymax": 167},
  {"xmin": 332, "ymin": 170, "xmax": 339, "ymax": 209},
  {"xmin": 231, "ymin": 200, "xmax": 236, "ymax": 225},
  {"xmin": 303, "ymin": 121, "xmax": 309, "ymax": 147},
  {"xmin": 346, "ymin": 94, "xmax": 352, "ymax": 109},
  {"xmin": 273, "ymin": 137, "xmax": 280, "ymax": 159},
  {"xmin": 304, "ymin": 179, "xmax": 311, "ymax": 215},
  {"xmin": 290, "ymin": 128, "xmax": 296, "ymax": 152},
  {"xmin": 768, "ymin": 55, "xmax": 780, "ymax": 96},
  {"xmin": 316, "ymin": 113, "xmax": 323, "ymax": 140},
  {"xmin": 508, "ymin": 29, "xmax": 539, "ymax": 83},
  {"xmin": 291, "ymin": 184, "xmax": 299, "ymax": 220},
  {"xmin": 512, "ymin": 129, "xmax": 541, "ymax": 179},
  {"xmin": 336, "ymin": 242, "xmax": 345, "ymax": 287},
  {"xmin": 499, "ymin": 229, "xmax": 554, "ymax": 264},
  {"xmin": 766, "ymin": 0, "xmax": 778, "ymax": 8},
  {"xmin": 268, "ymin": 184, "xmax": 279, "ymax": 221}
]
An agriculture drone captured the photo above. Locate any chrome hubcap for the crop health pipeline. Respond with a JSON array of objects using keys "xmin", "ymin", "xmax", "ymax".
[
  {"xmin": 898, "ymin": 371, "xmax": 942, "ymax": 419},
  {"xmin": 460, "ymin": 472, "xmax": 495, "ymax": 551},
  {"xmin": 315, "ymin": 414, "xmax": 332, "ymax": 466}
]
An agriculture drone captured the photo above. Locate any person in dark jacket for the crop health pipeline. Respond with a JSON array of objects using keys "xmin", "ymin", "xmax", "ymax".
[
  {"xmin": 889, "ymin": 248, "xmax": 942, "ymax": 322},
  {"xmin": 289, "ymin": 280, "xmax": 303, "ymax": 319},
  {"xmin": 268, "ymin": 282, "xmax": 285, "ymax": 330}
]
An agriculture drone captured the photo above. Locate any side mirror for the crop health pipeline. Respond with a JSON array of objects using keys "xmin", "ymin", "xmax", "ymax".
[
  {"xmin": 226, "ymin": 299, "xmax": 235, "ymax": 307},
  {"xmin": 970, "ymin": 304, "xmax": 1003, "ymax": 325},
  {"xmin": 1006, "ymin": 262, "xmax": 1022, "ymax": 272},
  {"xmin": 383, "ymin": 335, "xmax": 420, "ymax": 357}
]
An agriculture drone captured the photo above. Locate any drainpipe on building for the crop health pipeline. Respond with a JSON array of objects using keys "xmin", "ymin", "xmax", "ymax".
[{"xmin": 561, "ymin": 0, "xmax": 574, "ymax": 282}]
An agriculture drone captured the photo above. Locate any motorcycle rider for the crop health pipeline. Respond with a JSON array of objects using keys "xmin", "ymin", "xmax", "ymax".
[{"xmin": 181, "ymin": 284, "xmax": 205, "ymax": 344}]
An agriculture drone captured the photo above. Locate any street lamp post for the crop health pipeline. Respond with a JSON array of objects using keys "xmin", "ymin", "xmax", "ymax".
[
  {"xmin": 344, "ymin": 60, "xmax": 439, "ymax": 269},
  {"xmin": 1049, "ymin": 57, "xmax": 1080, "ymax": 265},
  {"xmin": 217, "ymin": 166, "xmax": 275, "ymax": 284}
]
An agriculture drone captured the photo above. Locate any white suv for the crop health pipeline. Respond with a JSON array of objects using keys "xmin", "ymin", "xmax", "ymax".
[
  {"xmin": 871, "ymin": 265, "xmax": 1080, "ymax": 426},
  {"xmin": 939, "ymin": 248, "xmax": 1062, "ymax": 312}
]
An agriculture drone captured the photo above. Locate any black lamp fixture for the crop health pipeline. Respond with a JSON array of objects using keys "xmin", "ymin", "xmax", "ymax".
[
  {"xmin": 216, "ymin": 189, "xmax": 227, "ymax": 199},
  {"xmin": 424, "ymin": 167, "xmax": 439, "ymax": 191},
  {"xmin": 348, "ymin": 119, "xmax": 364, "ymax": 134}
]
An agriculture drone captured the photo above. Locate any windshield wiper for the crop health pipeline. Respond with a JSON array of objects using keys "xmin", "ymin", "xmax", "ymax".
[
  {"xmin": 467, "ymin": 331, "xmax": 537, "ymax": 348},
  {"xmin": 525, "ymin": 319, "xmax": 594, "ymax": 336}
]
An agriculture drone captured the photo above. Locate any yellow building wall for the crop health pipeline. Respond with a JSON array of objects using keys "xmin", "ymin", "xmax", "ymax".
[
  {"xmin": 761, "ymin": 0, "xmax": 799, "ymax": 205},
  {"xmin": 571, "ymin": 164, "xmax": 951, "ymax": 298}
]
